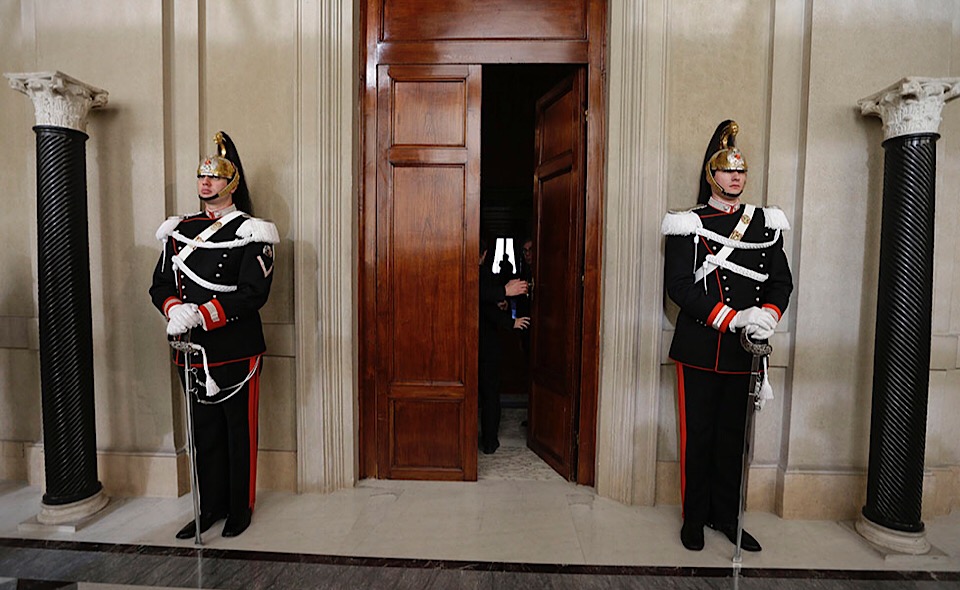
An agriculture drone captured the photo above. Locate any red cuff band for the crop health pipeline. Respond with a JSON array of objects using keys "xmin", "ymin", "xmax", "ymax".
[
  {"xmin": 762, "ymin": 303, "xmax": 782, "ymax": 321},
  {"xmin": 719, "ymin": 311, "xmax": 736, "ymax": 333},
  {"xmin": 199, "ymin": 299, "xmax": 227, "ymax": 330},
  {"xmin": 162, "ymin": 297, "xmax": 182, "ymax": 319},
  {"xmin": 707, "ymin": 302, "xmax": 725, "ymax": 326}
]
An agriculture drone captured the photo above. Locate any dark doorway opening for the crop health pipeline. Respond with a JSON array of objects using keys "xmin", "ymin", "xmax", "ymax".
[{"xmin": 479, "ymin": 64, "xmax": 581, "ymax": 480}]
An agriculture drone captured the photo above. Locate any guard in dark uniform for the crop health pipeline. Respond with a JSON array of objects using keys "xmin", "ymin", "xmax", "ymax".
[
  {"xmin": 661, "ymin": 120, "xmax": 793, "ymax": 552},
  {"xmin": 149, "ymin": 131, "xmax": 279, "ymax": 539}
]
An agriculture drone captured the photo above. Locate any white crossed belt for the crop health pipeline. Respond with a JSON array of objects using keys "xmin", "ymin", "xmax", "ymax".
[
  {"xmin": 692, "ymin": 205, "xmax": 781, "ymax": 287},
  {"xmin": 170, "ymin": 210, "xmax": 246, "ymax": 293}
]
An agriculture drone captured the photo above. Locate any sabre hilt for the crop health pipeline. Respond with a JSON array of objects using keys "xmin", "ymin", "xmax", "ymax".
[
  {"xmin": 740, "ymin": 330, "xmax": 772, "ymax": 357},
  {"xmin": 169, "ymin": 340, "xmax": 203, "ymax": 354}
]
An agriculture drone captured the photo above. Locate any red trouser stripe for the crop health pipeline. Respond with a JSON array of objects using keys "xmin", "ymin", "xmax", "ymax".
[
  {"xmin": 675, "ymin": 362, "xmax": 688, "ymax": 519},
  {"xmin": 248, "ymin": 357, "xmax": 261, "ymax": 510}
]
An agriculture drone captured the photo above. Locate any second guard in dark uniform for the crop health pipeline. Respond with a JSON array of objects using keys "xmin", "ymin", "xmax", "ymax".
[
  {"xmin": 662, "ymin": 121, "xmax": 793, "ymax": 552},
  {"xmin": 149, "ymin": 131, "xmax": 279, "ymax": 539}
]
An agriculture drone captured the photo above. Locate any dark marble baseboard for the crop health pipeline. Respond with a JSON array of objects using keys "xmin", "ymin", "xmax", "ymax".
[{"xmin": 1, "ymin": 537, "xmax": 958, "ymax": 589}]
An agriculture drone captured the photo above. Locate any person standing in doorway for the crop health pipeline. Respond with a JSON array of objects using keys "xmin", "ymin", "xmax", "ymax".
[
  {"xmin": 150, "ymin": 131, "xmax": 280, "ymax": 539},
  {"xmin": 514, "ymin": 237, "xmax": 534, "ymax": 354},
  {"xmin": 479, "ymin": 237, "xmax": 530, "ymax": 454},
  {"xmin": 661, "ymin": 121, "xmax": 793, "ymax": 552}
]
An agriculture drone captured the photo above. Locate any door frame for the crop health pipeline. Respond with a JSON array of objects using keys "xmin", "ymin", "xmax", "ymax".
[{"xmin": 358, "ymin": 0, "xmax": 607, "ymax": 485}]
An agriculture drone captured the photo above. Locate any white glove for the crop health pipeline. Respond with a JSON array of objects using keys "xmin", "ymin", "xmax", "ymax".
[
  {"xmin": 166, "ymin": 303, "xmax": 202, "ymax": 335},
  {"xmin": 728, "ymin": 307, "xmax": 776, "ymax": 334},
  {"xmin": 750, "ymin": 308, "xmax": 779, "ymax": 340},
  {"xmin": 751, "ymin": 324, "xmax": 775, "ymax": 340}
]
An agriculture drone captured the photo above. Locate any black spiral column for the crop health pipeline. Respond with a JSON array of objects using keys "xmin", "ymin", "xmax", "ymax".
[
  {"xmin": 35, "ymin": 126, "xmax": 103, "ymax": 508},
  {"xmin": 863, "ymin": 133, "xmax": 935, "ymax": 532},
  {"xmin": 7, "ymin": 71, "xmax": 109, "ymax": 525},
  {"xmin": 856, "ymin": 77, "xmax": 960, "ymax": 554}
]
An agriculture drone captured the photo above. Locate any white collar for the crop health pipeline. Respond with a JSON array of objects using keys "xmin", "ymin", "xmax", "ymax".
[
  {"xmin": 205, "ymin": 204, "xmax": 237, "ymax": 219},
  {"xmin": 707, "ymin": 196, "xmax": 740, "ymax": 214}
]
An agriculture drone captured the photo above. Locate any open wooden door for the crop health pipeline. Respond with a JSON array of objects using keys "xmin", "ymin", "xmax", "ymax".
[
  {"xmin": 527, "ymin": 70, "xmax": 586, "ymax": 480},
  {"xmin": 376, "ymin": 64, "xmax": 482, "ymax": 480}
]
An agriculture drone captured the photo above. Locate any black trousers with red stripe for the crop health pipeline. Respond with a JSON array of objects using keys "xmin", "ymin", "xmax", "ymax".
[
  {"xmin": 179, "ymin": 357, "xmax": 262, "ymax": 518},
  {"xmin": 675, "ymin": 363, "xmax": 750, "ymax": 527}
]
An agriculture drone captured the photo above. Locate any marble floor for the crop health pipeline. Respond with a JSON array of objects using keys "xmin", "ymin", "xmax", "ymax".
[{"xmin": 0, "ymin": 410, "xmax": 958, "ymax": 589}]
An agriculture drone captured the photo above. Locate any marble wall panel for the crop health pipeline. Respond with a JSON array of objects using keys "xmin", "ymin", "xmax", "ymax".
[
  {"xmin": 259, "ymin": 356, "xmax": 298, "ymax": 452},
  {"xmin": 664, "ymin": 0, "xmax": 772, "ymax": 213},
  {"xmin": 202, "ymin": 0, "xmax": 298, "ymax": 326},
  {"xmin": 0, "ymin": 0, "xmax": 36, "ymax": 319},
  {"xmin": 0, "ymin": 350, "xmax": 40, "ymax": 443}
]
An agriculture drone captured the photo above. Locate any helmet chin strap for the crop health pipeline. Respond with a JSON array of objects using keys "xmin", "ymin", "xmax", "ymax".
[{"xmin": 717, "ymin": 187, "xmax": 742, "ymax": 199}]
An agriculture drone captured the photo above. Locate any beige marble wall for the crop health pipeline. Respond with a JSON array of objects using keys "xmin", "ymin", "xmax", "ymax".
[
  {"xmin": 0, "ymin": 0, "xmax": 41, "ymax": 451},
  {"xmin": 664, "ymin": 0, "xmax": 772, "ymax": 211},
  {"xmin": 786, "ymin": 0, "xmax": 960, "ymax": 491},
  {"xmin": 0, "ymin": 0, "xmax": 301, "ymax": 495},
  {"xmin": 1, "ymin": 0, "xmax": 957, "ymax": 518}
]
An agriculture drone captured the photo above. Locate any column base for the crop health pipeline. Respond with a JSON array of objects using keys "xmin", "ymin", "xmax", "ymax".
[
  {"xmin": 36, "ymin": 489, "xmax": 109, "ymax": 525},
  {"xmin": 855, "ymin": 514, "xmax": 931, "ymax": 555}
]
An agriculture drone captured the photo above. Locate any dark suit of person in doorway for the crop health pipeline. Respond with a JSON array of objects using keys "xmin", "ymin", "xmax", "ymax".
[{"xmin": 479, "ymin": 237, "xmax": 530, "ymax": 454}]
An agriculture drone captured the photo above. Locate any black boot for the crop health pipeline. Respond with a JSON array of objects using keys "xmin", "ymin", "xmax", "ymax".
[
  {"xmin": 710, "ymin": 523, "xmax": 762, "ymax": 552},
  {"xmin": 481, "ymin": 439, "xmax": 500, "ymax": 455},
  {"xmin": 175, "ymin": 512, "xmax": 226, "ymax": 540},
  {"xmin": 680, "ymin": 521, "xmax": 704, "ymax": 551},
  {"xmin": 222, "ymin": 509, "xmax": 252, "ymax": 537}
]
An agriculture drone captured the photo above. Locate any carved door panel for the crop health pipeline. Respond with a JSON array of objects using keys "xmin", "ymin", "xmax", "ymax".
[
  {"xmin": 527, "ymin": 70, "xmax": 586, "ymax": 480},
  {"xmin": 376, "ymin": 64, "xmax": 482, "ymax": 480}
]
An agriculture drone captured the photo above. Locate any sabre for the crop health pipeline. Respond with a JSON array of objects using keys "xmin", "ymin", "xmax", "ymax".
[
  {"xmin": 169, "ymin": 333, "xmax": 205, "ymax": 545},
  {"xmin": 733, "ymin": 330, "xmax": 772, "ymax": 565}
]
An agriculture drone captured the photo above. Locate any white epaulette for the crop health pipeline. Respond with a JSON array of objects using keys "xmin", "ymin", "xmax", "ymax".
[
  {"xmin": 155, "ymin": 216, "xmax": 182, "ymax": 242},
  {"xmin": 763, "ymin": 206, "xmax": 791, "ymax": 231},
  {"xmin": 236, "ymin": 217, "xmax": 281, "ymax": 245},
  {"xmin": 661, "ymin": 208, "xmax": 703, "ymax": 236}
]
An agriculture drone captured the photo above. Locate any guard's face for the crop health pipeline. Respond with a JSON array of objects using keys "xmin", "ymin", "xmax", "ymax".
[
  {"xmin": 712, "ymin": 169, "xmax": 747, "ymax": 199},
  {"xmin": 197, "ymin": 175, "xmax": 230, "ymax": 199}
]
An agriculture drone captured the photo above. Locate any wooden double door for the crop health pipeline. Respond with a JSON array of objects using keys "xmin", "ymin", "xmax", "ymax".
[
  {"xmin": 360, "ymin": 0, "xmax": 606, "ymax": 485},
  {"xmin": 371, "ymin": 64, "xmax": 587, "ymax": 481}
]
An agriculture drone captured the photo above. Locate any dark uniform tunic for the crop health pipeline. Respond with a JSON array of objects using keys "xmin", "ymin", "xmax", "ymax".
[
  {"xmin": 663, "ymin": 202, "xmax": 792, "ymax": 527},
  {"xmin": 149, "ymin": 208, "xmax": 276, "ymax": 518}
]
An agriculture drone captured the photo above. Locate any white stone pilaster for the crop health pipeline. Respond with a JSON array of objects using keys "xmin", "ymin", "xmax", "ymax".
[
  {"xmin": 596, "ymin": 0, "xmax": 667, "ymax": 506},
  {"xmin": 5, "ymin": 71, "xmax": 108, "ymax": 133},
  {"xmin": 859, "ymin": 77, "xmax": 960, "ymax": 141},
  {"xmin": 295, "ymin": 0, "xmax": 357, "ymax": 493}
]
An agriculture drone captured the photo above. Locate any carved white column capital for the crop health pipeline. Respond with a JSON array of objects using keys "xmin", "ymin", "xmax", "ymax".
[
  {"xmin": 859, "ymin": 77, "xmax": 960, "ymax": 141},
  {"xmin": 5, "ymin": 71, "xmax": 108, "ymax": 133}
]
